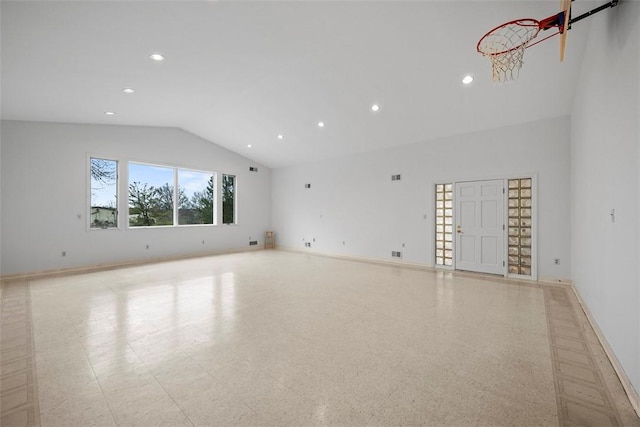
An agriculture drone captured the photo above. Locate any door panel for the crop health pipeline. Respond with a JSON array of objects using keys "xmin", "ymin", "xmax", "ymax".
[
  {"xmin": 481, "ymin": 200, "xmax": 498, "ymax": 227},
  {"xmin": 460, "ymin": 201, "xmax": 476, "ymax": 226},
  {"xmin": 481, "ymin": 236, "xmax": 498, "ymax": 264},
  {"xmin": 460, "ymin": 235, "xmax": 476, "ymax": 262},
  {"xmin": 455, "ymin": 180, "xmax": 504, "ymax": 275}
]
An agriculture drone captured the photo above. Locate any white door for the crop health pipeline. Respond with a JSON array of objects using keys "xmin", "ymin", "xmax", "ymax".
[{"xmin": 455, "ymin": 180, "xmax": 504, "ymax": 275}]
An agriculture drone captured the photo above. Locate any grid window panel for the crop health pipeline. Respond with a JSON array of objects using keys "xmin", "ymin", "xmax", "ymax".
[
  {"xmin": 435, "ymin": 183, "xmax": 454, "ymax": 266},
  {"xmin": 507, "ymin": 178, "xmax": 533, "ymax": 276}
]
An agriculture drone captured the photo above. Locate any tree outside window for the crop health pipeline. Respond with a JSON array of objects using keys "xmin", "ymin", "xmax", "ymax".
[
  {"xmin": 178, "ymin": 170, "xmax": 215, "ymax": 225},
  {"xmin": 90, "ymin": 158, "xmax": 118, "ymax": 229},
  {"xmin": 222, "ymin": 174, "xmax": 236, "ymax": 225},
  {"xmin": 128, "ymin": 163, "xmax": 174, "ymax": 227}
]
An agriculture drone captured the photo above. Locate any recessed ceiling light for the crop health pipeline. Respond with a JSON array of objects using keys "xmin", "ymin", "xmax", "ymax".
[
  {"xmin": 104, "ymin": 111, "xmax": 116, "ymax": 116},
  {"xmin": 462, "ymin": 75, "xmax": 474, "ymax": 85},
  {"xmin": 317, "ymin": 121, "xmax": 325, "ymax": 128},
  {"xmin": 277, "ymin": 134, "xmax": 284, "ymax": 140},
  {"xmin": 371, "ymin": 104, "xmax": 380, "ymax": 112},
  {"xmin": 149, "ymin": 53, "xmax": 165, "ymax": 61},
  {"xmin": 122, "ymin": 88, "xmax": 135, "ymax": 94},
  {"xmin": 247, "ymin": 144, "xmax": 252, "ymax": 148}
]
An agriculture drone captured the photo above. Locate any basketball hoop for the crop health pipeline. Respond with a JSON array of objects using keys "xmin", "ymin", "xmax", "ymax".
[
  {"xmin": 478, "ymin": 1, "xmax": 619, "ymax": 82},
  {"xmin": 477, "ymin": 19, "xmax": 543, "ymax": 83}
]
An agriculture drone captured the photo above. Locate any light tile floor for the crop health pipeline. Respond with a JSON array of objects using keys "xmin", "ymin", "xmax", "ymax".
[{"xmin": 1, "ymin": 250, "xmax": 639, "ymax": 426}]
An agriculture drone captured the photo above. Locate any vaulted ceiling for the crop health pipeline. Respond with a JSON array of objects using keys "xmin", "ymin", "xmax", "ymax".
[{"xmin": 1, "ymin": 1, "xmax": 596, "ymax": 168}]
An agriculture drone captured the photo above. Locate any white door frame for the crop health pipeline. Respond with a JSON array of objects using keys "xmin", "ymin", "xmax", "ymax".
[
  {"xmin": 432, "ymin": 173, "xmax": 538, "ymax": 280},
  {"xmin": 455, "ymin": 179, "xmax": 506, "ymax": 276}
]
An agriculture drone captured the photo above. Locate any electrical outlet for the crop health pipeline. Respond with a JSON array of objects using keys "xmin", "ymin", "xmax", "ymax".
[
  {"xmin": 202, "ymin": 240, "xmax": 205, "ymax": 244},
  {"xmin": 305, "ymin": 242, "xmax": 311, "ymax": 248},
  {"xmin": 61, "ymin": 251, "xmax": 66, "ymax": 257},
  {"xmin": 554, "ymin": 258, "xmax": 560, "ymax": 265},
  {"xmin": 146, "ymin": 245, "xmax": 150, "ymax": 250}
]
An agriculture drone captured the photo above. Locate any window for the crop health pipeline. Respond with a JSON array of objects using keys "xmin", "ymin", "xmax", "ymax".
[
  {"xmin": 435, "ymin": 183, "xmax": 453, "ymax": 266},
  {"xmin": 507, "ymin": 178, "xmax": 533, "ymax": 276},
  {"xmin": 178, "ymin": 169, "xmax": 215, "ymax": 225},
  {"xmin": 128, "ymin": 163, "xmax": 174, "ymax": 227},
  {"xmin": 90, "ymin": 157, "xmax": 118, "ymax": 229},
  {"xmin": 222, "ymin": 174, "xmax": 236, "ymax": 224}
]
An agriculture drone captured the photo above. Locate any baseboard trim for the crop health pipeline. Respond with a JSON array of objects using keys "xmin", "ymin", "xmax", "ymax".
[
  {"xmin": 0, "ymin": 246, "xmax": 263, "ymax": 281},
  {"xmin": 276, "ymin": 246, "xmax": 572, "ymax": 287},
  {"xmin": 570, "ymin": 283, "xmax": 640, "ymax": 417},
  {"xmin": 276, "ymin": 245, "xmax": 438, "ymax": 272},
  {"xmin": 538, "ymin": 276, "xmax": 573, "ymax": 286}
]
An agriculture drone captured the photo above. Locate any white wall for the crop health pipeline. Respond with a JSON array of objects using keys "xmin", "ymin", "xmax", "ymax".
[
  {"xmin": 0, "ymin": 123, "xmax": 3, "ymax": 276},
  {"xmin": 571, "ymin": 1, "xmax": 640, "ymax": 397},
  {"xmin": 272, "ymin": 116, "xmax": 571, "ymax": 280},
  {"xmin": 0, "ymin": 120, "xmax": 271, "ymax": 276}
]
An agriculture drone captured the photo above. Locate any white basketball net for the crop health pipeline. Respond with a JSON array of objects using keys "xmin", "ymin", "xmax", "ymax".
[{"xmin": 478, "ymin": 20, "xmax": 540, "ymax": 82}]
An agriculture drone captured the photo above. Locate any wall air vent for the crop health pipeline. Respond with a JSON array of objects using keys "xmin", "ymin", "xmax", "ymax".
[
  {"xmin": 305, "ymin": 183, "xmax": 311, "ymax": 189},
  {"xmin": 249, "ymin": 241, "xmax": 258, "ymax": 246},
  {"xmin": 391, "ymin": 174, "xmax": 401, "ymax": 181},
  {"xmin": 249, "ymin": 166, "xmax": 258, "ymax": 172}
]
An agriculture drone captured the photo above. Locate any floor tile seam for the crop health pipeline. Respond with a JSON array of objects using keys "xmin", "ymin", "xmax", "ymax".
[
  {"xmin": 5, "ymin": 280, "xmax": 40, "ymax": 426},
  {"xmin": 556, "ymin": 388, "xmax": 616, "ymax": 413},
  {"xmin": 0, "ymin": 400, "xmax": 38, "ymax": 419},
  {"xmin": 0, "ymin": 369, "xmax": 34, "ymax": 391},
  {"xmin": 0, "ymin": 335, "xmax": 30, "ymax": 345},
  {"xmin": 555, "ymin": 367, "xmax": 604, "ymax": 386},
  {"xmin": 557, "ymin": 392, "xmax": 620, "ymax": 415},
  {"xmin": 67, "ymin": 298, "xmax": 130, "ymax": 426},
  {"xmin": 169, "ymin": 355, "xmax": 262, "ymax": 423},
  {"xmin": 551, "ymin": 347, "xmax": 597, "ymax": 369},
  {"xmin": 550, "ymin": 342, "xmax": 589, "ymax": 354},
  {"xmin": 559, "ymin": 338, "xmax": 626, "ymax": 422},
  {"xmin": 0, "ymin": 341, "xmax": 32, "ymax": 354},
  {"xmin": 1, "ymin": 382, "xmax": 33, "ymax": 398},
  {"xmin": 0, "ymin": 346, "xmax": 34, "ymax": 361},
  {"xmin": 0, "ymin": 306, "xmax": 30, "ymax": 314},
  {"xmin": 187, "ymin": 353, "xmax": 287, "ymax": 413},
  {"xmin": 550, "ymin": 342, "xmax": 593, "ymax": 358},
  {"xmin": 0, "ymin": 320, "xmax": 32, "ymax": 329},
  {"xmin": 2, "ymin": 388, "xmax": 35, "ymax": 414},
  {"xmin": 0, "ymin": 293, "xmax": 30, "ymax": 299},
  {"xmin": 555, "ymin": 290, "xmax": 625, "ymax": 405},
  {"xmin": 72, "ymin": 326, "xmax": 122, "ymax": 427},
  {"xmin": 546, "ymin": 287, "xmax": 626, "ymax": 426},
  {"xmin": 24, "ymin": 288, "xmax": 40, "ymax": 427},
  {"xmin": 0, "ymin": 332, "xmax": 30, "ymax": 344},
  {"xmin": 139, "ymin": 365, "xmax": 197, "ymax": 427},
  {"xmin": 543, "ymin": 287, "xmax": 571, "ymax": 427}
]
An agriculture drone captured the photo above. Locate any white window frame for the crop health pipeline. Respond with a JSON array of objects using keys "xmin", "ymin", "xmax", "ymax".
[{"xmin": 87, "ymin": 154, "xmax": 120, "ymax": 232}]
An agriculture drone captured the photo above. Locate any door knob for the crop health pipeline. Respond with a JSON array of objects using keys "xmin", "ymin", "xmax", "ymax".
[{"xmin": 456, "ymin": 226, "xmax": 463, "ymax": 234}]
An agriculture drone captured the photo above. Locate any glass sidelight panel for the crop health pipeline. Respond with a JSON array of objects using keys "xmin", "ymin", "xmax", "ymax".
[
  {"xmin": 435, "ymin": 184, "xmax": 454, "ymax": 266},
  {"xmin": 507, "ymin": 178, "xmax": 532, "ymax": 276}
]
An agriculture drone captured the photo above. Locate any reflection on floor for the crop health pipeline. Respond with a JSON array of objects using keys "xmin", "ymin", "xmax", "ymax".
[{"xmin": 1, "ymin": 250, "xmax": 638, "ymax": 426}]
